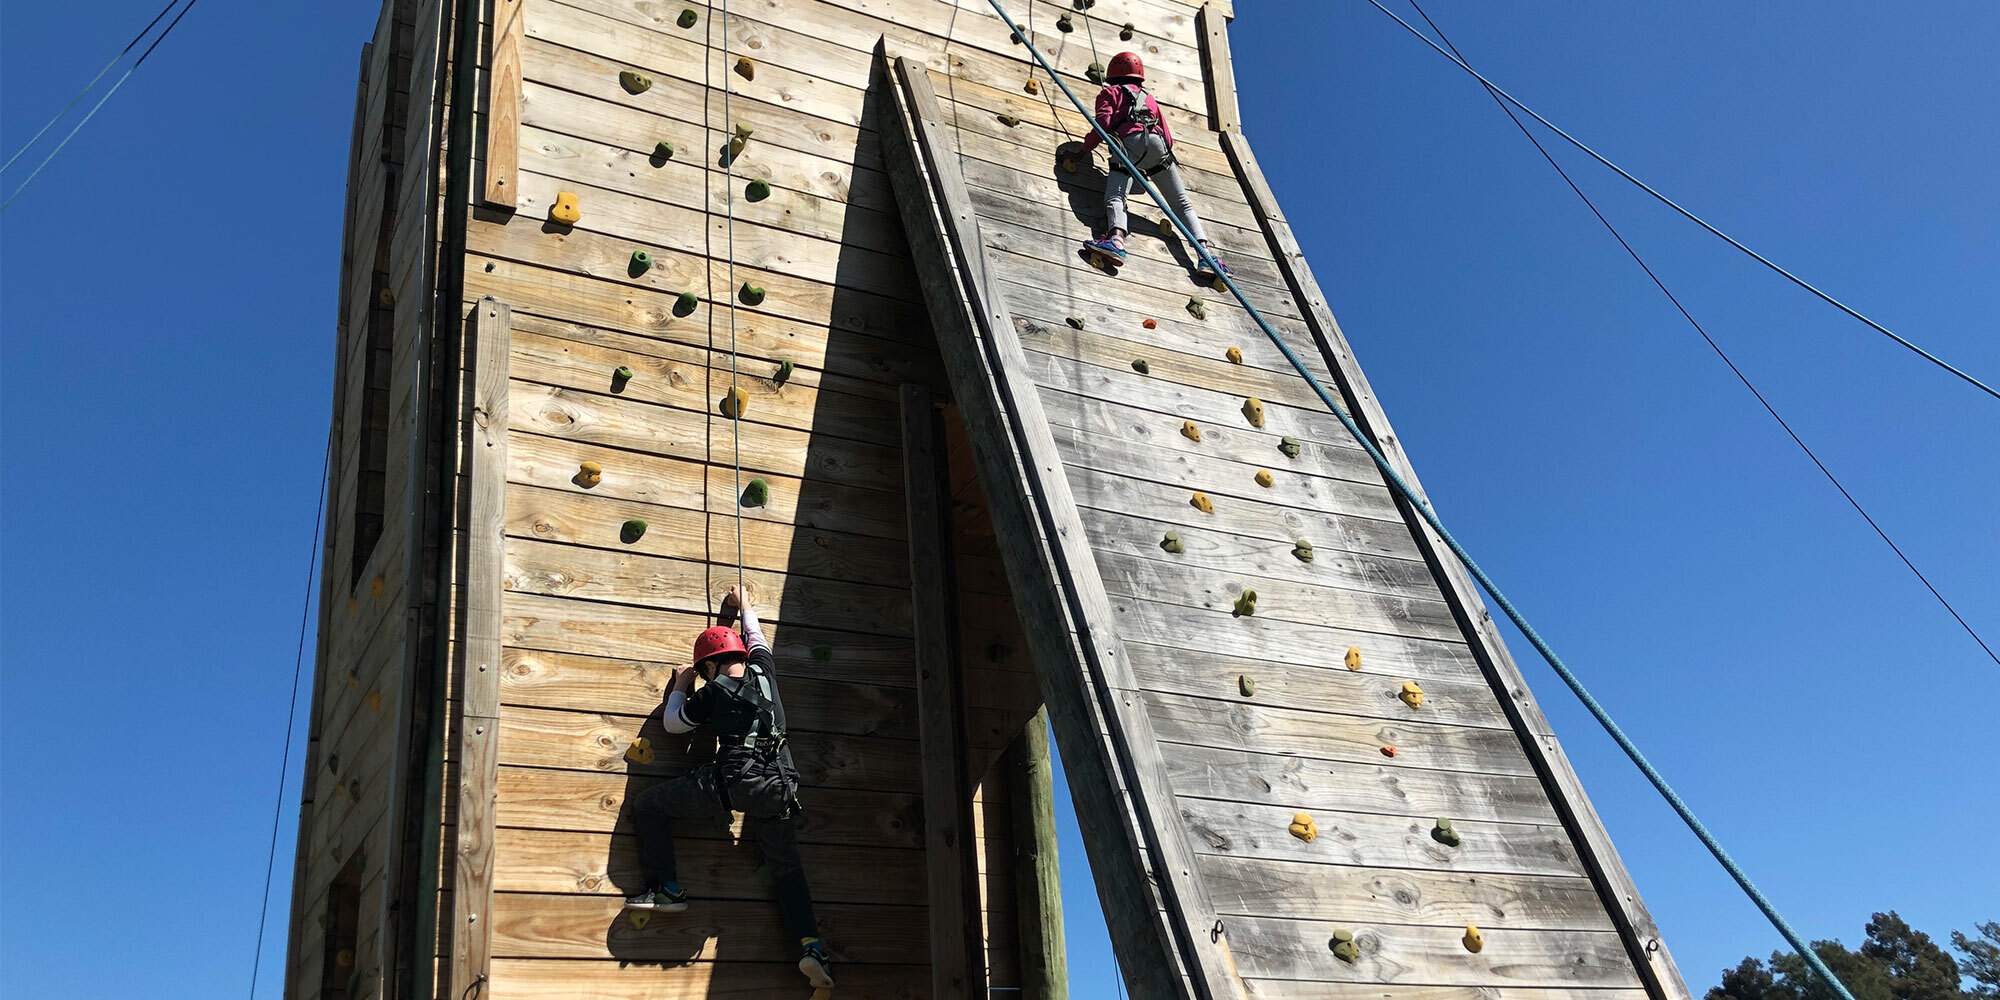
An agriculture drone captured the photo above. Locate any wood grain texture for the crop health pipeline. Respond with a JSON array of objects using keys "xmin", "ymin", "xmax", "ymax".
[
  {"xmin": 1178, "ymin": 798, "xmax": 1587, "ymax": 879},
  {"xmin": 481, "ymin": 0, "xmax": 523, "ymax": 206},
  {"xmin": 1223, "ymin": 915, "xmax": 1642, "ymax": 988},
  {"xmin": 1164, "ymin": 743, "xmax": 1561, "ymax": 826},
  {"xmin": 1198, "ymin": 854, "xmax": 1611, "ymax": 930},
  {"xmin": 1196, "ymin": 3, "xmax": 1239, "ymax": 132}
]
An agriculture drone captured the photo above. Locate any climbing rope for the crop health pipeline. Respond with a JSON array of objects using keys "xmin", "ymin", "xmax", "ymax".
[
  {"xmin": 1400, "ymin": 0, "xmax": 1995, "ymax": 667},
  {"xmin": 720, "ymin": 0, "xmax": 747, "ymax": 602},
  {"xmin": 247, "ymin": 430, "xmax": 331, "ymax": 999},
  {"xmin": 1357, "ymin": 0, "xmax": 1998, "ymax": 403},
  {"xmin": 984, "ymin": 4, "xmax": 1864, "ymax": 998}
]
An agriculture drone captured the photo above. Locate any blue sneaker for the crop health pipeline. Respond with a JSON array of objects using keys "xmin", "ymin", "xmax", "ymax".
[
  {"xmin": 798, "ymin": 937, "xmax": 836, "ymax": 987},
  {"xmin": 1080, "ymin": 236, "xmax": 1127, "ymax": 268},
  {"xmin": 1195, "ymin": 245, "xmax": 1232, "ymax": 282}
]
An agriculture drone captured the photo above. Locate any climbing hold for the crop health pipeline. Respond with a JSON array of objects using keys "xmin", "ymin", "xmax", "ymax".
[
  {"xmin": 619, "ymin": 70, "xmax": 653, "ymax": 95},
  {"xmin": 735, "ymin": 56, "xmax": 755, "ymax": 81},
  {"xmin": 720, "ymin": 385, "xmax": 749, "ymax": 419},
  {"xmin": 1086, "ymin": 62, "xmax": 1106, "ymax": 85},
  {"xmin": 652, "ymin": 140, "xmax": 675, "ymax": 162},
  {"xmin": 1190, "ymin": 491, "xmax": 1213, "ymax": 514},
  {"xmin": 1238, "ymin": 674, "xmax": 1255, "ymax": 697},
  {"xmin": 1278, "ymin": 436, "xmax": 1302, "ymax": 459},
  {"xmin": 727, "ymin": 127, "xmax": 750, "ymax": 162},
  {"xmin": 673, "ymin": 291, "xmax": 699, "ymax": 317},
  {"xmin": 740, "ymin": 477, "xmax": 770, "ymax": 507},
  {"xmin": 612, "ymin": 365, "xmax": 635, "ymax": 387},
  {"xmin": 997, "ymin": 113, "xmax": 1021, "ymax": 128},
  {"xmin": 1073, "ymin": 0, "xmax": 1095, "ymax": 9},
  {"xmin": 1142, "ymin": 317, "xmax": 1158, "ymax": 329},
  {"xmin": 1159, "ymin": 531, "xmax": 1184, "ymax": 554},
  {"xmin": 746, "ymin": 179, "xmax": 771, "ymax": 201},
  {"xmin": 379, "ymin": 287, "xmax": 397, "ymax": 307},
  {"xmin": 1432, "ymin": 817, "xmax": 1462, "ymax": 847},
  {"xmin": 1186, "ymin": 296, "xmax": 1207, "ymax": 320},
  {"xmin": 550, "ymin": 190, "xmax": 581, "ymax": 226},
  {"xmin": 739, "ymin": 282, "xmax": 766, "ymax": 305},
  {"xmin": 629, "ymin": 249, "xmax": 652, "ymax": 275},
  {"xmin": 1329, "ymin": 928, "xmax": 1359, "ymax": 964},
  {"xmin": 1120, "ymin": 22, "xmax": 1136, "ymax": 40},
  {"xmin": 1293, "ymin": 539, "xmax": 1314, "ymax": 562},
  {"xmin": 1180, "ymin": 420, "xmax": 1202, "ymax": 442},
  {"xmin": 811, "ymin": 643, "xmax": 833, "ymax": 662},
  {"xmin": 1056, "ymin": 13, "xmax": 1074, "ymax": 32},
  {"xmin": 1400, "ymin": 681, "xmax": 1425, "ymax": 710},
  {"xmin": 1344, "ymin": 646, "xmax": 1362, "ymax": 671},
  {"xmin": 1242, "ymin": 397, "xmax": 1265, "ymax": 427},
  {"xmin": 370, "ymin": 575, "xmax": 385, "ymax": 598},
  {"xmin": 677, "ymin": 8, "xmax": 697, "ymax": 28},
  {"xmin": 1463, "ymin": 924, "xmax": 1485, "ymax": 954},
  {"xmin": 1232, "ymin": 589, "xmax": 1258, "ymax": 617},
  {"xmin": 1254, "ymin": 469, "xmax": 1274, "ymax": 488},
  {"xmin": 1286, "ymin": 812, "xmax": 1318, "ymax": 843},
  {"xmin": 1224, "ymin": 345, "xmax": 1243, "ymax": 364},
  {"xmin": 1024, "ymin": 79, "xmax": 1039, "ymax": 95},
  {"xmin": 574, "ymin": 461, "xmax": 603, "ymax": 489},
  {"xmin": 1130, "ymin": 359, "xmax": 1150, "ymax": 375},
  {"xmin": 1009, "ymin": 22, "xmax": 1027, "ymax": 43},
  {"xmin": 621, "ymin": 519, "xmax": 648, "ymax": 543},
  {"xmin": 366, "ymin": 690, "xmax": 383, "ymax": 714},
  {"xmin": 773, "ymin": 358, "xmax": 795, "ymax": 386},
  {"xmin": 625, "ymin": 737, "xmax": 655, "ymax": 764},
  {"xmin": 628, "ymin": 910, "xmax": 652, "ymax": 930},
  {"xmin": 1380, "ymin": 744, "xmax": 1397, "ymax": 758},
  {"xmin": 1065, "ymin": 316, "xmax": 1085, "ymax": 330}
]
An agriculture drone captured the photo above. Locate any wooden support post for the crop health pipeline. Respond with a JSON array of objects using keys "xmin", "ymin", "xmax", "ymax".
[
  {"xmin": 1219, "ymin": 130, "xmax": 1693, "ymax": 1000},
  {"xmin": 1005, "ymin": 708, "xmax": 1068, "ymax": 1000},
  {"xmin": 900, "ymin": 383, "xmax": 984, "ymax": 1000},
  {"xmin": 447, "ymin": 296, "xmax": 510, "ymax": 994},
  {"xmin": 480, "ymin": 0, "xmax": 522, "ymax": 207},
  {"xmin": 876, "ymin": 46, "xmax": 1245, "ymax": 1000},
  {"xmin": 1196, "ymin": 3, "xmax": 1241, "ymax": 133}
]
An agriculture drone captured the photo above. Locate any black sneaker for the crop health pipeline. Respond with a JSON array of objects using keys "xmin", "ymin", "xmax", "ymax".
[
  {"xmin": 625, "ymin": 884, "xmax": 689, "ymax": 913},
  {"xmin": 798, "ymin": 937, "xmax": 836, "ymax": 987}
]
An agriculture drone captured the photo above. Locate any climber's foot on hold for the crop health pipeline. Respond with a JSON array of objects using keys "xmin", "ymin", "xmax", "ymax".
[
  {"xmin": 1194, "ymin": 244, "xmax": 1232, "ymax": 283},
  {"xmin": 625, "ymin": 883, "xmax": 689, "ymax": 913},
  {"xmin": 1080, "ymin": 236, "xmax": 1126, "ymax": 272},
  {"xmin": 799, "ymin": 938, "xmax": 836, "ymax": 987}
]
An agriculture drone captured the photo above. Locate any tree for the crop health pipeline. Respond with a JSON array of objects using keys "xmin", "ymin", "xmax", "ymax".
[
  {"xmin": 1955, "ymin": 922, "xmax": 2000, "ymax": 1000},
  {"xmin": 1710, "ymin": 957, "xmax": 1784, "ymax": 1000},
  {"xmin": 1864, "ymin": 912, "xmax": 1967, "ymax": 1000},
  {"xmin": 1768, "ymin": 939, "xmax": 1896, "ymax": 1000}
]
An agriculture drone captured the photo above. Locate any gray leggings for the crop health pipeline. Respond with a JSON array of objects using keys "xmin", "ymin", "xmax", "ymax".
[{"xmin": 1103, "ymin": 131, "xmax": 1209, "ymax": 245}]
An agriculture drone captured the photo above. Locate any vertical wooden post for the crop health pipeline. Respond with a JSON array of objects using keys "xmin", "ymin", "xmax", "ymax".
[
  {"xmin": 1197, "ymin": 3, "xmax": 1241, "ymax": 133},
  {"xmin": 1005, "ymin": 708, "xmax": 1068, "ymax": 1000},
  {"xmin": 900, "ymin": 383, "xmax": 984, "ymax": 1000},
  {"xmin": 480, "ymin": 0, "xmax": 522, "ymax": 207},
  {"xmin": 447, "ymin": 296, "xmax": 510, "ymax": 994}
]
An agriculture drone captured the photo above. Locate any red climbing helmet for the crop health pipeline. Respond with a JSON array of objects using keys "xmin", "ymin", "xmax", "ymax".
[
  {"xmin": 692, "ymin": 626, "xmax": 748, "ymax": 669},
  {"xmin": 1107, "ymin": 51, "xmax": 1144, "ymax": 82}
]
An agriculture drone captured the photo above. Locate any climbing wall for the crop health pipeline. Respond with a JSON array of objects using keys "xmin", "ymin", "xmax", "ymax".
[{"xmin": 876, "ymin": 2, "xmax": 1697, "ymax": 998}]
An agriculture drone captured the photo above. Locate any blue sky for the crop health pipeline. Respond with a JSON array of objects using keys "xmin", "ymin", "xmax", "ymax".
[{"xmin": 3, "ymin": 2, "xmax": 1995, "ymax": 997}]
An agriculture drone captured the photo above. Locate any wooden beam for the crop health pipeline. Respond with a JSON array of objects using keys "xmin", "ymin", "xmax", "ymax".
[
  {"xmin": 447, "ymin": 296, "xmax": 511, "ymax": 993},
  {"xmin": 1218, "ymin": 129, "xmax": 1692, "ymax": 1000},
  {"xmin": 1196, "ymin": 4, "xmax": 1240, "ymax": 133},
  {"xmin": 899, "ymin": 382, "xmax": 985, "ymax": 1000},
  {"xmin": 876, "ymin": 45, "xmax": 1246, "ymax": 1000},
  {"xmin": 480, "ymin": 0, "xmax": 522, "ymax": 206},
  {"xmin": 1005, "ymin": 708, "xmax": 1068, "ymax": 1000}
]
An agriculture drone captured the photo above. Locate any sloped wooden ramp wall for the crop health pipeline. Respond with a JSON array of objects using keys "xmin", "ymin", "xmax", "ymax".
[{"xmin": 875, "ymin": 7, "xmax": 1695, "ymax": 997}]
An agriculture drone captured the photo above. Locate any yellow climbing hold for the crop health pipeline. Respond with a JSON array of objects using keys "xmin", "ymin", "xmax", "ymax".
[
  {"xmin": 1400, "ymin": 680, "xmax": 1425, "ymax": 710},
  {"xmin": 1232, "ymin": 589, "xmax": 1258, "ymax": 617},
  {"xmin": 1024, "ymin": 79, "xmax": 1039, "ymax": 95},
  {"xmin": 734, "ymin": 56, "xmax": 755, "ymax": 80},
  {"xmin": 1345, "ymin": 646, "xmax": 1362, "ymax": 671},
  {"xmin": 720, "ymin": 385, "xmax": 749, "ymax": 419},
  {"xmin": 550, "ymin": 190, "xmax": 581, "ymax": 226},
  {"xmin": 574, "ymin": 461, "xmax": 603, "ymax": 489},
  {"xmin": 1242, "ymin": 397, "xmax": 1265, "ymax": 428},
  {"xmin": 1190, "ymin": 491, "xmax": 1214, "ymax": 514},
  {"xmin": 1287, "ymin": 812, "xmax": 1317, "ymax": 843},
  {"xmin": 628, "ymin": 910, "xmax": 652, "ymax": 930},
  {"xmin": 1254, "ymin": 469, "xmax": 1274, "ymax": 488},
  {"xmin": 625, "ymin": 737, "xmax": 655, "ymax": 765},
  {"xmin": 1462, "ymin": 924, "xmax": 1485, "ymax": 953},
  {"xmin": 1180, "ymin": 419, "xmax": 1202, "ymax": 442},
  {"xmin": 1225, "ymin": 345, "xmax": 1243, "ymax": 364}
]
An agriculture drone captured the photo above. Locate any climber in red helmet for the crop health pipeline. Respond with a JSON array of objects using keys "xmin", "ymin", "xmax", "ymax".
[
  {"xmin": 1071, "ymin": 51, "xmax": 1230, "ymax": 281},
  {"xmin": 625, "ymin": 582, "xmax": 834, "ymax": 990}
]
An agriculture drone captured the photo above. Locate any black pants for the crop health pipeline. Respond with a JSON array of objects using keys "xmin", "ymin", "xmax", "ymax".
[{"xmin": 630, "ymin": 761, "xmax": 821, "ymax": 945}]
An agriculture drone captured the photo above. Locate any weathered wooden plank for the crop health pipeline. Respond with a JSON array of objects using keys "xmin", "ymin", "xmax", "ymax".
[
  {"xmin": 1195, "ymin": 3, "xmax": 1238, "ymax": 132},
  {"xmin": 1244, "ymin": 983, "xmax": 1648, "ymax": 1000},
  {"xmin": 481, "ymin": 0, "xmax": 523, "ymax": 206},
  {"xmin": 494, "ymin": 766, "xmax": 924, "ymax": 848},
  {"xmin": 1144, "ymin": 691, "xmax": 1535, "ymax": 776},
  {"xmin": 489, "ymin": 893, "xmax": 928, "ymax": 963},
  {"xmin": 1025, "ymin": 349, "xmax": 1357, "ymax": 453},
  {"xmin": 1199, "ymin": 854, "xmax": 1611, "ymax": 930},
  {"xmin": 1078, "ymin": 506, "xmax": 1435, "ymax": 599},
  {"xmin": 1004, "ymin": 709, "xmax": 1068, "ymax": 1000},
  {"xmin": 486, "ymin": 956, "xmax": 930, "ymax": 998},
  {"xmin": 1127, "ymin": 642, "xmax": 1514, "ymax": 732},
  {"xmin": 1226, "ymin": 915, "xmax": 1643, "ymax": 988},
  {"xmin": 1179, "ymin": 798, "xmax": 1586, "ymax": 879},
  {"xmin": 493, "ymin": 826, "xmax": 925, "ymax": 903},
  {"xmin": 1061, "ymin": 452, "xmax": 1410, "ymax": 551},
  {"xmin": 1001, "ymin": 275, "xmax": 1332, "ymax": 383},
  {"xmin": 1017, "ymin": 316, "xmax": 1329, "ymax": 411},
  {"xmin": 1165, "ymin": 744, "xmax": 1560, "ymax": 826},
  {"xmin": 1038, "ymin": 388, "xmax": 1379, "ymax": 491},
  {"xmin": 982, "ymin": 217, "xmax": 1300, "ymax": 318},
  {"xmin": 1094, "ymin": 546, "xmax": 1465, "ymax": 643}
]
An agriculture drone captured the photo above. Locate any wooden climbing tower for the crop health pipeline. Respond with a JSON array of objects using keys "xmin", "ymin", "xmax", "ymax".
[{"xmin": 285, "ymin": 1, "xmax": 1693, "ymax": 998}]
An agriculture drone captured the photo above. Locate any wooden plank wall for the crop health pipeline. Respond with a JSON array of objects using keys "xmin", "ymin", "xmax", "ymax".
[{"xmin": 892, "ymin": 1, "xmax": 1689, "ymax": 997}]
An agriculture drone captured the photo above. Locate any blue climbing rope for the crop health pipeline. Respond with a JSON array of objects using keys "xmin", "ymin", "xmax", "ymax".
[{"xmin": 982, "ymin": 4, "xmax": 1859, "ymax": 999}]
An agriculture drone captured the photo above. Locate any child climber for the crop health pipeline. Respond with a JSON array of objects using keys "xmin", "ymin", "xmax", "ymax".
[
  {"xmin": 1072, "ymin": 51, "xmax": 1229, "ymax": 280},
  {"xmin": 625, "ymin": 582, "xmax": 835, "ymax": 989}
]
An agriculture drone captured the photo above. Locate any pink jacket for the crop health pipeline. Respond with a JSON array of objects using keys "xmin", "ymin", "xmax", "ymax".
[{"xmin": 1079, "ymin": 83, "xmax": 1172, "ymax": 153}]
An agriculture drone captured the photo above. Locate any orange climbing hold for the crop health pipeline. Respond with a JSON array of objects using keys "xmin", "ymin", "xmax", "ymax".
[
  {"xmin": 1380, "ymin": 745, "xmax": 1397, "ymax": 758},
  {"xmin": 1142, "ymin": 317, "xmax": 1157, "ymax": 329}
]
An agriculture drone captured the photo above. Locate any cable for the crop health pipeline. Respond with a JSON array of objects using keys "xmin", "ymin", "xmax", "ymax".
[
  {"xmin": 1398, "ymin": 0, "xmax": 1996, "ymax": 667},
  {"xmin": 1355, "ymin": 0, "xmax": 1998, "ymax": 403},
  {"xmin": 248, "ymin": 431, "xmax": 331, "ymax": 999},
  {"xmin": 2, "ymin": 0, "xmax": 202, "ymax": 213},
  {"xmin": 983, "ymin": 5, "xmax": 1864, "ymax": 1000},
  {"xmin": 722, "ymin": 0, "xmax": 745, "ymax": 600},
  {"xmin": 0, "ymin": 0, "xmax": 182, "ymax": 173}
]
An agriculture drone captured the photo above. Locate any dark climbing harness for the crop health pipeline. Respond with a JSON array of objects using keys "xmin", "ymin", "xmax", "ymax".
[
  {"xmin": 1109, "ymin": 83, "xmax": 1175, "ymax": 177},
  {"xmin": 706, "ymin": 661, "xmax": 803, "ymax": 819}
]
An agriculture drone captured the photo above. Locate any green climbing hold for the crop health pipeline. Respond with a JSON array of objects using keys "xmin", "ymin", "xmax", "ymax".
[
  {"xmin": 619, "ymin": 70, "xmax": 653, "ymax": 95},
  {"xmin": 1131, "ymin": 358, "xmax": 1150, "ymax": 375},
  {"xmin": 677, "ymin": 8, "xmax": 698, "ymax": 28},
  {"xmin": 1065, "ymin": 316, "xmax": 1085, "ymax": 330},
  {"xmin": 1292, "ymin": 539, "xmax": 1315, "ymax": 563},
  {"xmin": 613, "ymin": 365, "xmax": 635, "ymax": 384},
  {"xmin": 629, "ymin": 249, "xmax": 652, "ymax": 275},
  {"xmin": 1232, "ymin": 589, "xmax": 1258, "ymax": 617},
  {"xmin": 739, "ymin": 282, "xmax": 766, "ymax": 306},
  {"xmin": 620, "ymin": 519, "xmax": 649, "ymax": 543},
  {"xmin": 1432, "ymin": 818, "xmax": 1462, "ymax": 848},
  {"xmin": 1160, "ymin": 531, "xmax": 1184, "ymax": 554},
  {"xmin": 673, "ymin": 291, "xmax": 699, "ymax": 317},
  {"xmin": 1238, "ymin": 674, "xmax": 1256, "ymax": 697},
  {"xmin": 1330, "ymin": 928, "xmax": 1360, "ymax": 964},
  {"xmin": 741, "ymin": 477, "xmax": 771, "ymax": 507},
  {"xmin": 652, "ymin": 140, "xmax": 674, "ymax": 162},
  {"xmin": 1186, "ymin": 296, "xmax": 1207, "ymax": 321},
  {"xmin": 1120, "ymin": 22, "xmax": 1135, "ymax": 40},
  {"xmin": 811, "ymin": 643, "xmax": 833, "ymax": 662},
  {"xmin": 746, "ymin": 179, "xmax": 771, "ymax": 201},
  {"xmin": 1086, "ymin": 62, "xmax": 1106, "ymax": 85},
  {"xmin": 1056, "ymin": 13, "xmax": 1074, "ymax": 32},
  {"xmin": 773, "ymin": 358, "xmax": 795, "ymax": 386},
  {"xmin": 1278, "ymin": 436, "xmax": 1302, "ymax": 459}
]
